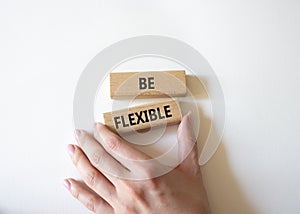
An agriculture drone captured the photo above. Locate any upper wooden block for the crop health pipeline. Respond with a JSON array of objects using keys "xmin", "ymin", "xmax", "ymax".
[
  {"xmin": 110, "ymin": 70, "xmax": 186, "ymax": 99},
  {"xmin": 103, "ymin": 99, "xmax": 182, "ymax": 133}
]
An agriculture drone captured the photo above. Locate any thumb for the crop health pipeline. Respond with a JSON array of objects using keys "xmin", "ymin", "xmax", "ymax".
[{"xmin": 177, "ymin": 112, "xmax": 200, "ymax": 176}]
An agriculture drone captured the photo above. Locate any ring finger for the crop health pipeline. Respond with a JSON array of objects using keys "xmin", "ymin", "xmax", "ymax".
[{"xmin": 68, "ymin": 144, "xmax": 117, "ymax": 204}]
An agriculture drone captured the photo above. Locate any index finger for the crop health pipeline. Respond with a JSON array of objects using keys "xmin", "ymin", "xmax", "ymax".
[
  {"xmin": 76, "ymin": 129, "xmax": 129, "ymax": 179},
  {"xmin": 94, "ymin": 123, "xmax": 150, "ymax": 161}
]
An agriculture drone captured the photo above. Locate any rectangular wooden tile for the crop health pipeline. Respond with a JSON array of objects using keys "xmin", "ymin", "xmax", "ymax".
[
  {"xmin": 103, "ymin": 99, "xmax": 182, "ymax": 133},
  {"xmin": 110, "ymin": 70, "xmax": 186, "ymax": 99}
]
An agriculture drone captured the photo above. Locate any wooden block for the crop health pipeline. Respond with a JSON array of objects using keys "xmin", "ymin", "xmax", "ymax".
[
  {"xmin": 110, "ymin": 70, "xmax": 186, "ymax": 99},
  {"xmin": 103, "ymin": 99, "xmax": 182, "ymax": 133}
]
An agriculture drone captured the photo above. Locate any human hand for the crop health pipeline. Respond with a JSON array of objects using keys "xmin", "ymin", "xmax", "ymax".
[{"xmin": 64, "ymin": 113, "xmax": 211, "ymax": 214}]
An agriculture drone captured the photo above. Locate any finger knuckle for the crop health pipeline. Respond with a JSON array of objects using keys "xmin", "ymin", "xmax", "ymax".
[
  {"xmin": 190, "ymin": 149, "xmax": 199, "ymax": 162},
  {"xmin": 106, "ymin": 136, "xmax": 120, "ymax": 151},
  {"xmin": 186, "ymin": 136, "xmax": 197, "ymax": 145},
  {"xmin": 121, "ymin": 203, "xmax": 136, "ymax": 214},
  {"xmin": 145, "ymin": 178, "xmax": 158, "ymax": 190},
  {"xmin": 138, "ymin": 161, "xmax": 163, "ymax": 180},
  {"xmin": 142, "ymin": 167, "xmax": 155, "ymax": 180},
  {"xmin": 85, "ymin": 170, "xmax": 97, "ymax": 188},
  {"xmin": 73, "ymin": 151, "xmax": 84, "ymax": 166},
  {"xmin": 91, "ymin": 150, "xmax": 104, "ymax": 166},
  {"xmin": 85, "ymin": 196, "xmax": 96, "ymax": 212},
  {"xmin": 71, "ymin": 188, "xmax": 80, "ymax": 200},
  {"xmin": 78, "ymin": 131, "xmax": 90, "ymax": 147},
  {"xmin": 122, "ymin": 182, "xmax": 144, "ymax": 200}
]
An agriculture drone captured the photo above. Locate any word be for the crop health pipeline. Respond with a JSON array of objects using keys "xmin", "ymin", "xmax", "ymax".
[
  {"xmin": 139, "ymin": 77, "xmax": 155, "ymax": 90},
  {"xmin": 110, "ymin": 70, "xmax": 186, "ymax": 99}
]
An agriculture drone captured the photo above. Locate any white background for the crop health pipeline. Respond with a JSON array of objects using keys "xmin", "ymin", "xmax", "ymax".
[{"xmin": 0, "ymin": 0, "xmax": 300, "ymax": 213}]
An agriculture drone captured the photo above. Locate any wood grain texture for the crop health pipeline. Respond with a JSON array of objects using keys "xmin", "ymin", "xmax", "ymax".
[
  {"xmin": 110, "ymin": 70, "xmax": 186, "ymax": 99},
  {"xmin": 103, "ymin": 99, "xmax": 182, "ymax": 133}
]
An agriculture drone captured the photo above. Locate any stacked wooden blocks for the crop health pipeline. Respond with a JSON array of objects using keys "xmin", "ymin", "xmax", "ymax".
[{"xmin": 103, "ymin": 70, "xmax": 187, "ymax": 133}]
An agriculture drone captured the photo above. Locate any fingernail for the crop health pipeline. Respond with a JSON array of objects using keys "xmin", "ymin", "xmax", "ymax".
[
  {"xmin": 63, "ymin": 179, "xmax": 71, "ymax": 190},
  {"xmin": 67, "ymin": 144, "xmax": 75, "ymax": 156}
]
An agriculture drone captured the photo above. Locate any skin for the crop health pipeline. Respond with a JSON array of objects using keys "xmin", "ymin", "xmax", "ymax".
[{"xmin": 64, "ymin": 113, "xmax": 211, "ymax": 214}]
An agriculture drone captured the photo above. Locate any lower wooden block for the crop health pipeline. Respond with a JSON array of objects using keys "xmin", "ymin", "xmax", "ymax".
[{"xmin": 103, "ymin": 99, "xmax": 182, "ymax": 133}]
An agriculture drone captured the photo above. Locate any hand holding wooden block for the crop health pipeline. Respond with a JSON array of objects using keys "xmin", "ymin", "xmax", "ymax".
[
  {"xmin": 110, "ymin": 70, "xmax": 186, "ymax": 99},
  {"xmin": 103, "ymin": 99, "xmax": 182, "ymax": 133}
]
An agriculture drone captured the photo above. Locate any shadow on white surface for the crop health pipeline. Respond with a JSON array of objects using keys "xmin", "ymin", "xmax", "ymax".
[
  {"xmin": 203, "ymin": 141, "xmax": 258, "ymax": 214},
  {"xmin": 191, "ymin": 90, "xmax": 257, "ymax": 213}
]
